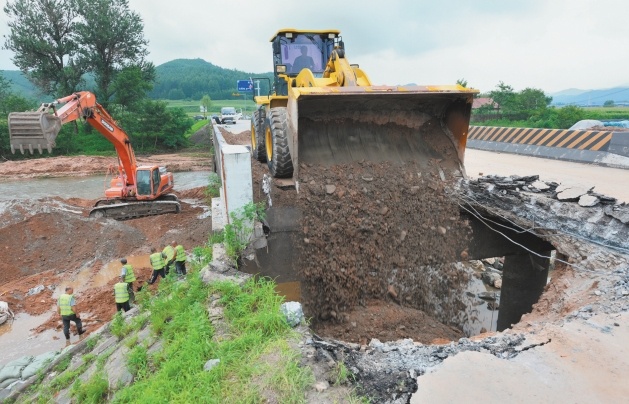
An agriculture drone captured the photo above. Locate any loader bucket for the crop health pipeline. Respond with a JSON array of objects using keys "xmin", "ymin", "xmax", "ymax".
[
  {"xmin": 8, "ymin": 112, "xmax": 62, "ymax": 154},
  {"xmin": 291, "ymin": 86, "xmax": 475, "ymax": 177}
]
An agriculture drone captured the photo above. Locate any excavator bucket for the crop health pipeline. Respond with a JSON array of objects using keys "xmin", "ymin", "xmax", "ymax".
[
  {"xmin": 290, "ymin": 86, "xmax": 476, "ymax": 178},
  {"xmin": 8, "ymin": 112, "xmax": 62, "ymax": 154}
]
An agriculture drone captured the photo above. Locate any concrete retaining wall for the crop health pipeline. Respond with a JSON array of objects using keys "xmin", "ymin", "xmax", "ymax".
[{"xmin": 467, "ymin": 126, "xmax": 629, "ymax": 169}]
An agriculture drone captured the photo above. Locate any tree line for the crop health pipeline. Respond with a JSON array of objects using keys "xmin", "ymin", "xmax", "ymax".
[
  {"xmin": 464, "ymin": 80, "xmax": 626, "ymax": 129},
  {"xmin": 1, "ymin": 0, "xmax": 192, "ymax": 158},
  {"xmin": 150, "ymin": 59, "xmax": 273, "ymax": 101}
]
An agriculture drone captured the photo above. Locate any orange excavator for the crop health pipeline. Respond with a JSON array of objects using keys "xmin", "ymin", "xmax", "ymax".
[{"xmin": 8, "ymin": 91, "xmax": 180, "ymax": 220}]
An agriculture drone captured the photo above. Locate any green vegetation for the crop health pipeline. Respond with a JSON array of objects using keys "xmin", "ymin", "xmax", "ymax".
[
  {"xmin": 473, "ymin": 81, "xmax": 629, "ymax": 128},
  {"xmin": 71, "ymin": 372, "xmax": 109, "ymax": 403},
  {"xmin": 111, "ymin": 275, "xmax": 310, "ymax": 403},
  {"xmin": 205, "ymin": 172, "xmax": 222, "ymax": 200},
  {"xmin": 150, "ymin": 58, "xmax": 273, "ymax": 101},
  {"xmin": 223, "ymin": 202, "xmax": 266, "ymax": 263}
]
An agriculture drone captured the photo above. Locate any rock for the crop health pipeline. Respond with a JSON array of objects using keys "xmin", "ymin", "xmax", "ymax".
[
  {"xmin": 556, "ymin": 187, "xmax": 591, "ymax": 201},
  {"xmin": 483, "ymin": 258, "xmax": 496, "ymax": 265},
  {"xmin": 530, "ymin": 180, "xmax": 550, "ymax": 191},
  {"xmin": 203, "ymin": 359, "xmax": 220, "ymax": 372},
  {"xmin": 281, "ymin": 301, "xmax": 304, "ymax": 327},
  {"xmin": 361, "ymin": 175, "xmax": 374, "ymax": 182},
  {"xmin": 314, "ymin": 381, "xmax": 329, "ymax": 392},
  {"xmin": 469, "ymin": 260, "xmax": 485, "ymax": 272},
  {"xmin": 27, "ymin": 285, "xmax": 45, "ymax": 296},
  {"xmin": 494, "ymin": 278, "xmax": 502, "ymax": 289},
  {"xmin": 578, "ymin": 195, "xmax": 599, "ymax": 207},
  {"xmin": 325, "ymin": 185, "xmax": 336, "ymax": 194},
  {"xmin": 387, "ymin": 285, "xmax": 398, "ymax": 299},
  {"xmin": 380, "ymin": 206, "xmax": 389, "ymax": 215},
  {"xmin": 437, "ymin": 226, "xmax": 447, "ymax": 235},
  {"xmin": 400, "ymin": 230, "xmax": 407, "ymax": 242}
]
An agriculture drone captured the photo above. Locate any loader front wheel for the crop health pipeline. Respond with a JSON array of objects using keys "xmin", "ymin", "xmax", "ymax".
[
  {"xmin": 264, "ymin": 107, "xmax": 293, "ymax": 178},
  {"xmin": 251, "ymin": 108, "xmax": 267, "ymax": 162}
]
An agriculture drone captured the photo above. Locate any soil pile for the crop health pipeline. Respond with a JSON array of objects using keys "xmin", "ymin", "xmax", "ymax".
[
  {"xmin": 0, "ymin": 185, "xmax": 212, "ymax": 336},
  {"xmin": 291, "ymin": 161, "xmax": 472, "ymax": 327}
]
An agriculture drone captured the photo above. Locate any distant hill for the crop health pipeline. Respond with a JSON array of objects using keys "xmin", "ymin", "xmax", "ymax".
[
  {"xmin": 151, "ymin": 58, "xmax": 273, "ymax": 101},
  {"xmin": 550, "ymin": 86, "xmax": 629, "ymax": 106},
  {"xmin": 1, "ymin": 70, "xmax": 40, "ymax": 99}
]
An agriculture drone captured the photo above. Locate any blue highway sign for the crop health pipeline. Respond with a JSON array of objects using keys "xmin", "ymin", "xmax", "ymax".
[{"xmin": 237, "ymin": 80, "xmax": 254, "ymax": 92}]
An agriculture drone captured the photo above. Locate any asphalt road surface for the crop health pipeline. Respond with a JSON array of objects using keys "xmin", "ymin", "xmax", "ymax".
[{"xmin": 465, "ymin": 149, "xmax": 629, "ymax": 203}]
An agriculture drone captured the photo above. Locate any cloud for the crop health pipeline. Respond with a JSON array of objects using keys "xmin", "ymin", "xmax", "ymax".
[{"xmin": 1, "ymin": 0, "xmax": 628, "ymax": 93}]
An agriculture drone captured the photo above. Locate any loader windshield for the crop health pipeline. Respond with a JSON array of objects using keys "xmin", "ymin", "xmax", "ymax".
[{"xmin": 280, "ymin": 34, "xmax": 328, "ymax": 75}]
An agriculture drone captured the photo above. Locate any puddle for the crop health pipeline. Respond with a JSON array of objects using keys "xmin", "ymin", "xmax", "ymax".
[
  {"xmin": 0, "ymin": 312, "xmax": 60, "ymax": 367},
  {"xmin": 53, "ymin": 254, "xmax": 151, "ymax": 298},
  {"xmin": 275, "ymin": 281, "xmax": 301, "ymax": 302}
]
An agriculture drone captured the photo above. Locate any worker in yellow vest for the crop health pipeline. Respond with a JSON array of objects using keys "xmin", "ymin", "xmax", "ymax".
[
  {"xmin": 119, "ymin": 258, "xmax": 136, "ymax": 302},
  {"xmin": 57, "ymin": 286, "xmax": 85, "ymax": 343},
  {"xmin": 172, "ymin": 241, "xmax": 187, "ymax": 275},
  {"xmin": 162, "ymin": 242, "xmax": 176, "ymax": 275},
  {"xmin": 114, "ymin": 280, "xmax": 131, "ymax": 312},
  {"xmin": 148, "ymin": 247, "xmax": 167, "ymax": 284}
]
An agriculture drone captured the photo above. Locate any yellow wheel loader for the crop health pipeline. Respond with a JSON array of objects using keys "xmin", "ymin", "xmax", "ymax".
[{"xmin": 250, "ymin": 29, "xmax": 479, "ymax": 180}]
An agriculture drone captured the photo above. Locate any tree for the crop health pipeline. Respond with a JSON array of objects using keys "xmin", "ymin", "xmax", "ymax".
[
  {"xmin": 456, "ymin": 78, "xmax": 468, "ymax": 88},
  {"xmin": 201, "ymin": 95, "xmax": 212, "ymax": 117},
  {"xmin": 488, "ymin": 81, "xmax": 518, "ymax": 114},
  {"xmin": 3, "ymin": 0, "xmax": 85, "ymax": 96},
  {"xmin": 516, "ymin": 88, "xmax": 552, "ymax": 116},
  {"xmin": 555, "ymin": 105, "xmax": 585, "ymax": 129},
  {"xmin": 111, "ymin": 61, "xmax": 155, "ymax": 110},
  {"xmin": 603, "ymin": 100, "xmax": 615, "ymax": 107},
  {"xmin": 75, "ymin": 0, "xmax": 149, "ymax": 106}
]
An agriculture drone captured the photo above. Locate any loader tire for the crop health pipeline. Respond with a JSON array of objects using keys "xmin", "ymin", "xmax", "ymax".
[
  {"xmin": 264, "ymin": 107, "xmax": 294, "ymax": 178},
  {"xmin": 251, "ymin": 108, "xmax": 267, "ymax": 162}
]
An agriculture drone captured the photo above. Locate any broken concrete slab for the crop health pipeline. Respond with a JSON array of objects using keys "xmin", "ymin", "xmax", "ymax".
[
  {"xmin": 578, "ymin": 194, "xmax": 600, "ymax": 207},
  {"xmin": 556, "ymin": 187, "xmax": 591, "ymax": 201}
]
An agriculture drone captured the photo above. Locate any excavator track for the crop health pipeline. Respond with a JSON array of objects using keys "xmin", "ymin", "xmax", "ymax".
[{"xmin": 90, "ymin": 197, "xmax": 181, "ymax": 220}]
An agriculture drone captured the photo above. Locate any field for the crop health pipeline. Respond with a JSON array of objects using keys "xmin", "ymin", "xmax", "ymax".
[{"xmin": 162, "ymin": 98, "xmax": 258, "ymax": 117}]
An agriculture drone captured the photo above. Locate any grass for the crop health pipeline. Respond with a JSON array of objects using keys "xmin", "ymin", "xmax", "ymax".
[
  {"xmin": 164, "ymin": 99, "xmax": 257, "ymax": 116},
  {"xmin": 112, "ymin": 276, "xmax": 310, "ymax": 403},
  {"xmin": 71, "ymin": 372, "xmax": 109, "ymax": 403}
]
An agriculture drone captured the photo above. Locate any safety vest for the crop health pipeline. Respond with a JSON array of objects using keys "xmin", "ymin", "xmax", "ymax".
[
  {"xmin": 175, "ymin": 245, "xmax": 185, "ymax": 262},
  {"xmin": 150, "ymin": 252, "xmax": 166, "ymax": 270},
  {"xmin": 122, "ymin": 264, "xmax": 136, "ymax": 283},
  {"xmin": 58, "ymin": 294, "xmax": 74, "ymax": 316},
  {"xmin": 114, "ymin": 282, "xmax": 130, "ymax": 303},
  {"xmin": 163, "ymin": 245, "xmax": 175, "ymax": 262}
]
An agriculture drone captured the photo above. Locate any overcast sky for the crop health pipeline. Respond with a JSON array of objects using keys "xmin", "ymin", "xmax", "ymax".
[{"xmin": 1, "ymin": 0, "xmax": 628, "ymax": 94}]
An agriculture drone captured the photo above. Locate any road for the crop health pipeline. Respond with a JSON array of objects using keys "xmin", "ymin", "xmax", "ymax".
[
  {"xmin": 412, "ymin": 149, "xmax": 629, "ymax": 403},
  {"xmin": 465, "ymin": 149, "xmax": 629, "ymax": 203}
]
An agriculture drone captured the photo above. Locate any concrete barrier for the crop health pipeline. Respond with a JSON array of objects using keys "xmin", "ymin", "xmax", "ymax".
[
  {"xmin": 211, "ymin": 123, "xmax": 253, "ymax": 230},
  {"xmin": 467, "ymin": 126, "xmax": 629, "ymax": 169}
]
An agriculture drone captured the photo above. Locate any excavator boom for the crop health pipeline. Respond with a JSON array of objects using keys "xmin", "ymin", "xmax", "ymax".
[{"xmin": 7, "ymin": 92, "xmax": 180, "ymax": 220}]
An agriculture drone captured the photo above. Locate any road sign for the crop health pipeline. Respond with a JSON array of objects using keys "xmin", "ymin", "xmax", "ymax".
[{"xmin": 237, "ymin": 80, "xmax": 254, "ymax": 92}]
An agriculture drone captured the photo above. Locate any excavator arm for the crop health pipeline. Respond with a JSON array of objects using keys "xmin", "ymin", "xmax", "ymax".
[{"xmin": 54, "ymin": 92, "xmax": 138, "ymax": 189}]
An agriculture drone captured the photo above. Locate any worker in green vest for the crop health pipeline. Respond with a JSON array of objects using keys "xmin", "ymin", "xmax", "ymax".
[
  {"xmin": 119, "ymin": 258, "xmax": 136, "ymax": 302},
  {"xmin": 57, "ymin": 286, "xmax": 85, "ymax": 344},
  {"xmin": 162, "ymin": 242, "xmax": 176, "ymax": 275},
  {"xmin": 113, "ymin": 280, "xmax": 131, "ymax": 312},
  {"xmin": 148, "ymin": 247, "xmax": 167, "ymax": 284},
  {"xmin": 172, "ymin": 241, "xmax": 187, "ymax": 275}
]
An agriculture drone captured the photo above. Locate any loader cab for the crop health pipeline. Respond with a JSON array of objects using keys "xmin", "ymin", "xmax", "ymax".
[{"xmin": 270, "ymin": 29, "xmax": 339, "ymax": 96}]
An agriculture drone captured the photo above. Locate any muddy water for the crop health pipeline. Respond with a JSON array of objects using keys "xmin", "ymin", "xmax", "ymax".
[
  {"xmin": 0, "ymin": 171, "xmax": 211, "ymax": 202},
  {"xmin": 0, "ymin": 255, "xmax": 151, "ymax": 368},
  {"xmin": 53, "ymin": 255, "xmax": 151, "ymax": 298},
  {"xmin": 0, "ymin": 313, "xmax": 60, "ymax": 367}
]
